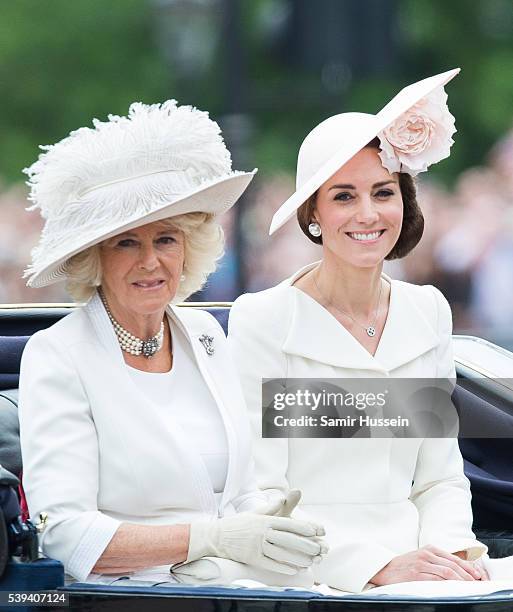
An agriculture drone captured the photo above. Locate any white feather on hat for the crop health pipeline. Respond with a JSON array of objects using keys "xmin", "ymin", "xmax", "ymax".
[{"xmin": 24, "ymin": 100, "xmax": 256, "ymax": 288}]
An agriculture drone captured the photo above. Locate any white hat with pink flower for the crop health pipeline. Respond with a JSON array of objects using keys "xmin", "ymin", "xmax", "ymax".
[{"xmin": 269, "ymin": 68, "xmax": 459, "ymax": 235}]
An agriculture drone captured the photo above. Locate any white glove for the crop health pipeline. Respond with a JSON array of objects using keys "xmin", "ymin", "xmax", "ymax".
[
  {"xmin": 258, "ymin": 489, "xmax": 328, "ymax": 565},
  {"xmin": 258, "ymin": 489, "xmax": 302, "ymax": 518},
  {"xmin": 187, "ymin": 513, "xmax": 327, "ymax": 575}
]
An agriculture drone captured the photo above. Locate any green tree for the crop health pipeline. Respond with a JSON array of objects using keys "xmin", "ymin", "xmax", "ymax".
[{"xmin": 0, "ymin": 0, "xmax": 171, "ymax": 183}]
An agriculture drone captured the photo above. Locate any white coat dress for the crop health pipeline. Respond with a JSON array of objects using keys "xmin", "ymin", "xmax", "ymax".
[
  {"xmin": 19, "ymin": 292, "xmax": 264, "ymax": 582},
  {"xmin": 227, "ymin": 262, "xmax": 487, "ymax": 593}
]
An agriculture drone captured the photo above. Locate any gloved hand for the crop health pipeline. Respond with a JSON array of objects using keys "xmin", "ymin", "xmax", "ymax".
[
  {"xmin": 187, "ymin": 512, "xmax": 327, "ymax": 575},
  {"xmin": 258, "ymin": 489, "xmax": 302, "ymax": 518},
  {"xmin": 258, "ymin": 489, "xmax": 328, "ymax": 566}
]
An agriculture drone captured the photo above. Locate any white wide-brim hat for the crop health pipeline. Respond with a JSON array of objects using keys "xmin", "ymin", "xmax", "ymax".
[
  {"xmin": 269, "ymin": 68, "xmax": 460, "ymax": 235},
  {"xmin": 24, "ymin": 100, "xmax": 257, "ymax": 288}
]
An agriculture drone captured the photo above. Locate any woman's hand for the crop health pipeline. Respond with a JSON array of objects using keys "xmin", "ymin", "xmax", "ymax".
[
  {"xmin": 370, "ymin": 545, "xmax": 485, "ymax": 585},
  {"xmin": 188, "ymin": 513, "xmax": 327, "ymax": 574},
  {"xmin": 472, "ymin": 555, "xmax": 490, "ymax": 580},
  {"xmin": 256, "ymin": 489, "xmax": 302, "ymax": 518},
  {"xmin": 450, "ymin": 550, "xmax": 489, "ymax": 580}
]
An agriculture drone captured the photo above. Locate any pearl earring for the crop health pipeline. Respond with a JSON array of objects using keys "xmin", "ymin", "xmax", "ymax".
[
  {"xmin": 308, "ymin": 222, "xmax": 322, "ymax": 237},
  {"xmin": 180, "ymin": 274, "xmax": 186, "ymax": 282}
]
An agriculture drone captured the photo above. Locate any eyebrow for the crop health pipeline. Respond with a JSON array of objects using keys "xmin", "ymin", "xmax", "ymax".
[
  {"xmin": 117, "ymin": 229, "xmax": 178, "ymax": 238},
  {"xmin": 328, "ymin": 180, "xmax": 397, "ymax": 191}
]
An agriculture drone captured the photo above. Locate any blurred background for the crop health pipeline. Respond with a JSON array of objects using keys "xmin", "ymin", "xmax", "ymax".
[{"xmin": 1, "ymin": 0, "xmax": 512, "ymax": 348}]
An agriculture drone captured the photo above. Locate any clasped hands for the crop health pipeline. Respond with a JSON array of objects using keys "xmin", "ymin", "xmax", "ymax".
[
  {"xmin": 370, "ymin": 545, "xmax": 489, "ymax": 585},
  {"xmin": 187, "ymin": 490, "xmax": 328, "ymax": 574}
]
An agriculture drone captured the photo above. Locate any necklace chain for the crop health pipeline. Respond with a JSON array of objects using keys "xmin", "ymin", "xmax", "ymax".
[
  {"xmin": 313, "ymin": 270, "xmax": 383, "ymax": 338},
  {"xmin": 99, "ymin": 289, "xmax": 165, "ymax": 358}
]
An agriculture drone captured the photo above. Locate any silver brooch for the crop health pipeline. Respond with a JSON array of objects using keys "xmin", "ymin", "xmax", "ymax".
[{"xmin": 199, "ymin": 334, "xmax": 215, "ymax": 356}]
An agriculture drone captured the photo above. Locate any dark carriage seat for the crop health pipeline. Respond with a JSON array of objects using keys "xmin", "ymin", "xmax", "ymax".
[
  {"xmin": 1, "ymin": 304, "xmax": 513, "ymax": 560},
  {"xmin": 0, "ymin": 304, "xmax": 230, "ymax": 391}
]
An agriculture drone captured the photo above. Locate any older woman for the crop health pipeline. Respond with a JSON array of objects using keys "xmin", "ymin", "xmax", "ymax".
[
  {"xmin": 228, "ymin": 70, "xmax": 490, "ymax": 593},
  {"xmin": 18, "ymin": 101, "xmax": 325, "ymax": 584}
]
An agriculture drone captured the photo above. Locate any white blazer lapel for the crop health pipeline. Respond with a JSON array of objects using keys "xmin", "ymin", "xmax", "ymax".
[
  {"xmin": 84, "ymin": 292, "xmax": 125, "ymax": 361},
  {"xmin": 85, "ymin": 294, "xmax": 218, "ymax": 515},
  {"xmin": 168, "ymin": 305, "xmax": 239, "ymax": 510},
  {"xmin": 374, "ymin": 279, "xmax": 440, "ymax": 370},
  {"xmin": 281, "ymin": 274, "xmax": 440, "ymax": 374},
  {"xmin": 283, "ymin": 287, "xmax": 386, "ymax": 372}
]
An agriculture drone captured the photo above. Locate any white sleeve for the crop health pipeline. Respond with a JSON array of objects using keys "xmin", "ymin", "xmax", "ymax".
[
  {"xmin": 18, "ymin": 331, "xmax": 121, "ymax": 581},
  {"xmin": 229, "ymin": 463, "xmax": 267, "ymax": 513},
  {"xmin": 411, "ymin": 287, "xmax": 487, "ymax": 560},
  {"xmin": 227, "ymin": 294, "xmax": 289, "ymax": 503}
]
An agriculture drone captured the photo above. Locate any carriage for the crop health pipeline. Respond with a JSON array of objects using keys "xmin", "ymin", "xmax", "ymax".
[{"xmin": 1, "ymin": 302, "xmax": 512, "ymax": 611}]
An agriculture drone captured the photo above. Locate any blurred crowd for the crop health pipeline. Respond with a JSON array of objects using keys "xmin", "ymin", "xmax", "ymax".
[{"xmin": 2, "ymin": 127, "xmax": 513, "ymax": 347}]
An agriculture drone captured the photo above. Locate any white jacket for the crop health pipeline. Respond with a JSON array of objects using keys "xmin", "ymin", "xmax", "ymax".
[
  {"xmin": 228, "ymin": 262, "xmax": 487, "ymax": 593},
  {"xmin": 19, "ymin": 293, "xmax": 264, "ymax": 581}
]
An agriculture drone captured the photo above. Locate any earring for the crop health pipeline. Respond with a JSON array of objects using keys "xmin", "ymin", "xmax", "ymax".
[
  {"xmin": 308, "ymin": 222, "xmax": 322, "ymax": 237},
  {"xmin": 180, "ymin": 274, "xmax": 186, "ymax": 282}
]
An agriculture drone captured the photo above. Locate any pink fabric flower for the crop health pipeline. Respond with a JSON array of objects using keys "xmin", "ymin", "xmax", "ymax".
[{"xmin": 378, "ymin": 87, "xmax": 456, "ymax": 176}]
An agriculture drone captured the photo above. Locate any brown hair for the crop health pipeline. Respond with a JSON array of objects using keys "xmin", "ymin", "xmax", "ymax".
[{"xmin": 296, "ymin": 138, "xmax": 424, "ymax": 259}]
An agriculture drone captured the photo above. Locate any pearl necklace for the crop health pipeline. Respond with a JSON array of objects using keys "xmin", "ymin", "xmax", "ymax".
[
  {"xmin": 313, "ymin": 272, "xmax": 383, "ymax": 337},
  {"xmin": 99, "ymin": 289, "xmax": 164, "ymax": 358}
]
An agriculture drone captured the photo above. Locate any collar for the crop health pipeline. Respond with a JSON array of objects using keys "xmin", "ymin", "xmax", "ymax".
[
  {"xmin": 85, "ymin": 291, "xmax": 218, "ymax": 361},
  {"xmin": 281, "ymin": 262, "xmax": 440, "ymax": 373}
]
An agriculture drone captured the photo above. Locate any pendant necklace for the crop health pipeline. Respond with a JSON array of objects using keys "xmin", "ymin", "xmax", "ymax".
[{"xmin": 313, "ymin": 272, "xmax": 383, "ymax": 338}]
